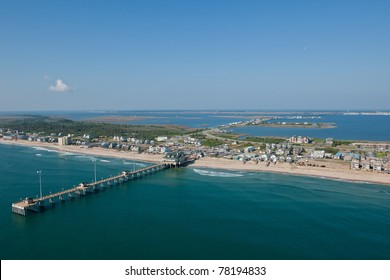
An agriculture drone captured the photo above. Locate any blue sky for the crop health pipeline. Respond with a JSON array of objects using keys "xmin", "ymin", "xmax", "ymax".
[{"xmin": 1, "ymin": 0, "xmax": 389, "ymax": 111}]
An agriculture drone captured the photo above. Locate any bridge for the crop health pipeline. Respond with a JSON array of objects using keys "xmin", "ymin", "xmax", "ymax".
[{"xmin": 12, "ymin": 163, "xmax": 169, "ymax": 216}]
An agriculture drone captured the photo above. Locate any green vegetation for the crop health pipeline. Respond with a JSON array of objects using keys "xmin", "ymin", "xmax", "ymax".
[
  {"xmin": 316, "ymin": 147, "xmax": 339, "ymax": 154},
  {"xmin": 189, "ymin": 132, "xmax": 206, "ymax": 140},
  {"xmin": 209, "ymin": 132, "xmax": 240, "ymax": 140},
  {"xmin": 0, "ymin": 116, "xmax": 197, "ymax": 140},
  {"xmin": 332, "ymin": 140, "xmax": 353, "ymax": 147},
  {"xmin": 312, "ymin": 138, "xmax": 325, "ymax": 143},
  {"xmin": 324, "ymin": 147, "xmax": 339, "ymax": 154},
  {"xmin": 244, "ymin": 136, "xmax": 286, "ymax": 144},
  {"xmin": 376, "ymin": 152, "xmax": 387, "ymax": 158},
  {"xmin": 202, "ymin": 138, "xmax": 225, "ymax": 147}
]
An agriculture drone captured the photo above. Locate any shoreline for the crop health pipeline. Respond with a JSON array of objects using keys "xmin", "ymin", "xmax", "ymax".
[
  {"xmin": 192, "ymin": 157, "xmax": 390, "ymax": 186},
  {"xmin": 1, "ymin": 139, "xmax": 389, "ymax": 186}
]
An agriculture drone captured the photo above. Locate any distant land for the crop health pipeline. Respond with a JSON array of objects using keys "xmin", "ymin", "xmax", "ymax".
[{"xmin": 0, "ymin": 114, "xmax": 389, "ymax": 185}]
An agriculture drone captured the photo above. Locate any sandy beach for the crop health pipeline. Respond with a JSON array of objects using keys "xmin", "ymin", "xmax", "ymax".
[
  {"xmin": 1, "ymin": 139, "xmax": 390, "ymax": 186},
  {"xmin": 192, "ymin": 157, "xmax": 390, "ymax": 186}
]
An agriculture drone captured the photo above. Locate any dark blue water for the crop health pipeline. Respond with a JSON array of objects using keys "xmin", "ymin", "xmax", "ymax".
[
  {"xmin": 235, "ymin": 114, "xmax": 390, "ymax": 141},
  {"xmin": 1, "ymin": 144, "xmax": 390, "ymax": 259}
]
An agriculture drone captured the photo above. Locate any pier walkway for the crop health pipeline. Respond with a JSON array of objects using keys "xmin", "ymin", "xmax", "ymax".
[{"xmin": 12, "ymin": 163, "xmax": 169, "ymax": 216}]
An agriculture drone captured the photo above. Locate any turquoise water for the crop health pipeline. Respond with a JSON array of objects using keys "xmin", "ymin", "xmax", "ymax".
[{"xmin": 1, "ymin": 143, "xmax": 390, "ymax": 259}]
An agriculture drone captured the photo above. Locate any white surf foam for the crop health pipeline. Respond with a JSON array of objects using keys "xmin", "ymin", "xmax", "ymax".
[
  {"xmin": 193, "ymin": 168, "xmax": 243, "ymax": 177},
  {"xmin": 60, "ymin": 152, "xmax": 77, "ymax": 156},
  {"xmin": 99, "ymin": 159, "xmax": 111, "ymax": 163},
  {"xmin": 123, "ymin": 160, "xmax": 147, "ymax": 167},
  {"xmin": 35, "ymin": 153, "xmax": 42, "ymax": 156},
  {"xmin": 75, "ymin": 155, "xmax": 96, "ymax": 160},
  {"xmin": 33, "ymin": 147, "xmax": 58, "ymax": 153}
]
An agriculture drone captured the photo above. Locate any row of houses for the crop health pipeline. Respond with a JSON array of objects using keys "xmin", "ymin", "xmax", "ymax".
[
  {"xmin": 112, "ymin": 135, "xmax": 170, "ymax": 144},
  {"xmin": 184, "ymin": 137, "xmax": 202, "ymax": 147},
  {"xmin": 2, "ymin": 133, "xmax": 58, "ymax": 143},
  {"xmin": 113, "ymin": 136, "xmax": 156, "ymax": 145},
  {"xmin": 351, "ymin": 159, "xmax": 390, "ymax": 173},
  {"xmin": 100, "ymin": 142, "xmax": 140, "ymax": 152},
  {"xmin": 352, "ymin": 142, "xmax": 390, "ymax": 152},
  {"xmin": 230, "ymin": 153, "xmax": 297, "ymax": 163},
  {"xmin": 148, "ymin": 145, "xmax": 171, "ymax": 154}
]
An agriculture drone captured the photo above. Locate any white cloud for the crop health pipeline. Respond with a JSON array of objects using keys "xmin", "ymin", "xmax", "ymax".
[
  {"xmin": 43, "ymin": 75, "xmax": 52, "ymax": 81},
  {"xmin": 49, "ymin": 79, "xmax": 72, "ymax": 92}
]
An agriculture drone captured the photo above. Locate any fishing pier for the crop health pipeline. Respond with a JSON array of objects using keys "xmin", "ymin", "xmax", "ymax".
[
  {"xmin": 12, "ymin": 163, "xmax": 170, "ymax": 216},
  {"xmin": 12, "ymin": 150, "xmax": 196, "ymax": 216}
]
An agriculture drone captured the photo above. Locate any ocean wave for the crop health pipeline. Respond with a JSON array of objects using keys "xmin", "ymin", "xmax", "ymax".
[
  {"xmin": 33, "ymin": 147, "xmax": 58, "ymax": 153},
  {"xmin": 60, "ymin": 152, "xmax": 77, "ymax": 156},
  {"xmin": 99, "ymin": 159, "xmax": 111, "ymax": 163},
  {"xmin": 193, "ymin": 168, "xmax": 243, "ymax": 177},
  {"xmin": 75, "ymin": 155, "xmax": 96, "ymax": 160},
  {"xmin": 35, "ymin": 153, "xmax": 42, "ymax": 156},
  {"xmin": 123, "ymin": 160, "xmax": 146, "ymax": 167}
]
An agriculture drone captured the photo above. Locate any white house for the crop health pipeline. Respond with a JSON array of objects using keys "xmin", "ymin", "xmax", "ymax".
[{"xmin": 156, "ymin": 136, "xmax": 168, "ymax": 142}]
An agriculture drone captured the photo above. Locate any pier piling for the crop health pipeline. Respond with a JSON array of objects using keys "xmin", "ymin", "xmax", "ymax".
[{"xmin": 12, "ymin": 163, "xmax": 169, "ymax": 216}]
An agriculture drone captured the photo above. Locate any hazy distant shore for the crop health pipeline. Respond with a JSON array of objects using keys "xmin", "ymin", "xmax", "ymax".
[{"xmin": 1, "ymin": 139, "xmax": 389, "ymax": 186}]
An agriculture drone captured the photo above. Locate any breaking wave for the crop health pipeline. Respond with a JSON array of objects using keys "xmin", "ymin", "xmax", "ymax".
[
  {"xmin": 33, "ymin": 147, "xmax": 58, "ymax": 153},
  {"xmin": 75, "ymin": 155, "xmax": 96, "ymax": 160},
  {"xmin": 60, "ymin": 152, "xmax": 77, "ymax": 156},
  {"xmin": 123, "ymin": 160, "xmax": 147, "ymax": 167},
  {"xmin": 99, "ymin": 159, "xmax": 111, "ymax": 163},
  {"xmin": 193, "ymin": 168, "xmax": 243, "ymax": 177}
]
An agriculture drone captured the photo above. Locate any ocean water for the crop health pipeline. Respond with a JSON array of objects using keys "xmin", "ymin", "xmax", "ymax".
[{"xmin": 1, "ymin": 143, "xmax": 390, "ymax": 260}]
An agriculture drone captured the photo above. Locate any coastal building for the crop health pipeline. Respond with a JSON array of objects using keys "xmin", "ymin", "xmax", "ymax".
[
  {"xmin": 325, "ymin": 138, "xmax": 334, "ymax": 146},
  {"xmin": 17, "ymin": 135, "xmax": 28, "ymax": 140},
  {"xmin": 259, "ymin": 154, "xmax": 269, "ymax": 161},
  {"xmin": 324, "ymin": 153, "xmax": 333, "ymax": 159},
  {"xmin": 286, "ymin": 156, "xmax": 293, "ymax": 163},
  {"xmin": 270, "ymin": 155, "xmax": 277, "ymax": 163},
  {"xmin": 156, "ymin": 136, "xmax": 168, "ymax": 142},
  {"xmin": 161, "ymin": 146, "xmax": 171, "ymax": 154},
  {"xmin": 310, "ymin": 150, "xmax": 325, "ymax": 159},
  {"xmin": 334, "ymin": 152, "xmax": 344, "ymax": 160},
  {"xmin": 109, "ymin": 142, "xmax": 117, "ymax": 149},
  {"xmin": 131, "ymin": 146, "xmax": 140, "ymax": 153},
  {"xmin": 373, "ymin": 161, "xmax": 383, "ymax": 172},
  {"xmin": 164, "ymin": 151, "xmax": 191, "ymax": 166},
  {"xmin": 37, "ymin": 137, "xmax": 49, "ymax": 142},
  {"xmin": 288, "ymin": 135, "xmax": 312, "ymax": 144},
  {"xmin": 361, "ymin": 160, "xmax": 371, "ymax": 170},
  {"xmin": 343, "ymin": 153, "xmax": 360, "ymax": 161},
  {"xmin": 351, "ymin": 159, "xmax": 360, "ymax": 169},
  {"xmin": 292, "ymin": 146, "xmax": 303, "ymax": 156},
  {"xmin": 244, "ymin": 146, "xmax": 255, "ymax": 153},
  {"xmin": 58, "ymin": 136, "xmax": 71, "ymax": 146},
  {"xmin": 3, "ymin": 134, "xmax": 17, "ymax": 140},
  {"xmin": 384, "ymin": 163, "xmax": 390, "ymax": 174}
]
